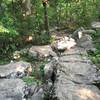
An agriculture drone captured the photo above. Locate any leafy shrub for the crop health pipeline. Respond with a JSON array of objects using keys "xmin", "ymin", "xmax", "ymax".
[
  {"xmin": 0, "ymin": 24, "xmax": 19, "ymax": 57},
  {"xmin": 88, "ymin": 30, "xmax": 100, "ymax": 68}
]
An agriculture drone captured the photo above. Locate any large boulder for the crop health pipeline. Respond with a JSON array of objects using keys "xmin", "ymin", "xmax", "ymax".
[
  {"xmin": 0, "ymin": 79, "xmax": 25, "ymax": 100},
  {"xmin": 51, "ymin": 36, "xmax": 76, "ymax": 54},
  {"xmin": 29, "ymin": 45, "xmax": 57, "ymax": 59},
  {"xmin": 0, "ymin": 61, "xmax": 32, "ymax": 78},
  {"xmin": 71, "ymin": 27, "xmax": 96, "ymax": 51}
]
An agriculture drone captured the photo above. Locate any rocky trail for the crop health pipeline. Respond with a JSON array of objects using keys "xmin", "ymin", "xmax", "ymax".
[{"xmin": 0, "ymin": 26, "xmax": 100, "ymax": 100}]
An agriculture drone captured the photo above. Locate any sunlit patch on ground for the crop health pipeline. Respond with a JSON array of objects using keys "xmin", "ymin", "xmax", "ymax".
[{"xmin": 76, "ymin": 87, "xmax": 100, "ymax": 100}]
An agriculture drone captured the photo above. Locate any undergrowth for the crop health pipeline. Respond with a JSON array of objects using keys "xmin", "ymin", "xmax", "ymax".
[{"xmin": 88, "ymin": 30, "xmax": 100, "ymax": 68}]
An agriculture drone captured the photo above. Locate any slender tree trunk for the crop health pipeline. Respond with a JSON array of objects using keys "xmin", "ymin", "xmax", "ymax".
[
  {"xmin": 42, "ymin": 0, "xmax": 49, "ymax": 35},
  {"xmin": 55, "ymin": 0, "xmax": 59, "ymax": 27}
]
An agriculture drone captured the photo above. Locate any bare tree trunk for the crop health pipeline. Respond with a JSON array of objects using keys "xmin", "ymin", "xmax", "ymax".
[
  {"xmin": 42, "ymin": 0, "xmax": 49, "ymax": 35},
  {"xmin": 22, "ymin": 0, "xmax": 32, "ymax": 18}
]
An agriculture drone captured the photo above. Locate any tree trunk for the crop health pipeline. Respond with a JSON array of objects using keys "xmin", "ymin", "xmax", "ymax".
[
  {"xmin": 42, "ymin": 0, "xmax": 49, "ymax": 35},
  {"xmin": 22, "ymin": 0, "xmax": 32, "ymax": 18}
]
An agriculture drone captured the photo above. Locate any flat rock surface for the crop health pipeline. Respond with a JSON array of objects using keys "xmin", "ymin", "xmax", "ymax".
[
  {"xmin": 63, "ymin": 47, "xmax": 88, "ymax": 55},
  {"xmin": 0, "ymin": 79, "xmax": 25, "ymax": 100},
  {"xmin": 29, "ymin": 45, "xmax": 57, "ymax": 58},
  {"xmin": 55, "ymin": 79, "xmax": 100, "ymax": 100},
  {"xmin": 54, "ymin": 46, "xmax": 100, "ymax": 100},
  {"xmin": 0, "ymin": 61, "xmax": 31, "ymax": 78}
]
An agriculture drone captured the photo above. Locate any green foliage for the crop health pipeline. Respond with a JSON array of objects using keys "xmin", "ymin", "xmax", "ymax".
[
  {"xmin": 31, "ymin": 60, "xmax": 48, "ymax": 80},
  {"xmin": 0, "ymin": 23, "xmax": 19, "ymax": 58},
  {"xmin": 22, "ymin": 60, "xmax": 47, "ymax": 85},
  {"xmin": 0, "ymin": 58, "xmax": 10, "ymax": 65},
  {"xmin": 0, "ymin": 24, "xmax": 18, "ymax": 37},
  {"xmin": 22, "ymin": 76, "xmax": 42, "ymax": 85},
  {"xmin": 0, "ymin": 25, "xmax": 9, "ymax": 33},
  {"xmin": 88, "ymin": 30, "xmax": 100, "ymax": 68}
]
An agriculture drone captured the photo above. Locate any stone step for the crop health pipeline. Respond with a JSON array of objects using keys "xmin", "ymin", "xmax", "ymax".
[{"xmin": 0, "ymin": 61, "xmax": 31, "ymax": 78}]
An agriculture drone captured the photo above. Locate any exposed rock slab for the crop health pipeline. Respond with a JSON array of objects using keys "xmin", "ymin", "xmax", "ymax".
[
  {"xmin": 29, "ymin": 45, "xmax": 57, "ymax": 59},
  {"xmin": 0, "ymin": 61, "xmax": 32, "ymax": 78},
  {"xmin": 54, "ymin": 46, "xmax": 100, "ymax": 100},
  {"xmin": 55, "ymin": 79, "xmax": 100, "ymax": 100},
  {"xmin": 63, "ymin": 47, "xmax": 88, "ymax": 55},
  {"xmin": 0, "ymin": 79, "xmax": 25, "ymax": 100}
]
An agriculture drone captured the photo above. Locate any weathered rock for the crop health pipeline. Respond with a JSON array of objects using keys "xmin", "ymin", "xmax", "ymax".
[
  {"xmin": 51, "ymin": 36, "xmax": 76, "ymax": 54},
  {"xmin": 72, "ymin": 27, "xmax": 85, "ymax": 41},
  {"xmin": 55, "ymin": 79, "xmax": 100, "ymax": 100},
  {"xmin": 62, "ymin": 47, "xmax": 88, "ymax": 56},
  {"xmin": 44, "ymin": 62, "xmax": 54, "ymax": 80},
  {"xmin": 77, "ymin": 34, "xmax": 94, "ymax": 50},
  {"xmin": 23, "ymin": 84, "xmax": 44, "ymax": 100},
  {"xmin": 59, "ymin": 55, "xmax": 90, "ymax": 63},
  {"xmin": 72, "ymin": 27, "xmax": 96, "ymax": 42},
  {"xmin": 31, "ymin": 87, "xmax": 44, "ymax": 100},
  {"xmin": 29, "ymin": 45, "xmax": 57, "ymax": 59},
  {"xmin": 58, "ymin": 37, "xmax": 76, "ymax": 50},
  {"xmin": 44, "ymin": 57, "xmax": 58, "ymax": 81},
  {"xmin": 0, "ymin": 79, "xmax": 25, "ymax": 100},
  {"xmin": 91, "ymin": 22, "xmax": 100, "ymax": 29},
  {"xmin": 71, "ymin": 27, "xmax": 96, "ymax": 51},
  {"xmin": 54, "ymin": 46, "xmax": 100, "ymax": 100},
  {"xmin": 0, "ymin": 61, "xmax": 32, "ymax": 78}
]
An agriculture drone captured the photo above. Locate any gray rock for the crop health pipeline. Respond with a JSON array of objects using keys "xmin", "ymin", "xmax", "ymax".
[
  {"xmin": 59, "ymin": 55, "xmax": 90, "ymax": 63},
  {"xmin": 72, "ymin": 27, "xmax": 85, "ymax": 41},
  {"xmin": 44, "ymin": 62, "xmax": 54, "ymax": 80},
  {"xmin": 28, "ymin": 50, "xmax": 38, "ymax": 58},
  {"xmin": 31, "ymin": 88, "xmax": 44, "ymax": 100},
  {"xmin": 55, "ymin": 79, "xmax": 100, "ymax": 100},
  {"xmin": 54, "ymin": 46, "xmax": 100, "ymax": 100},
  {"xmin": 0, "ymin": 79, "xmax": 25, "ymax": 100},
  {"xmin": 0, "ymin": 61, "xmax": 32, "ymax": 78},
  {"xmin": 77, "ymin": 34, "xmax": 94, "ymax": 50},
  {"xmin": 91, "ymin": 22, "xmax": 100, "ymax": 29},
  {"xmin": 29, "ymin": 45, "xmax": 57, "ymax": 59},
  {"xmin": 63, "ymin": 47, "xmax": 88, "ymax": 55},
  {"xmin": 23, "ymin": 84, "xmax": 44, "ymax": 100},
  {"xmin": 51, "ymin": 37, "xmax": 76, "ymax": 51},
  {"xmin": 44, "ymin": 57, "xmax": 58, "ymax": 80}
]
